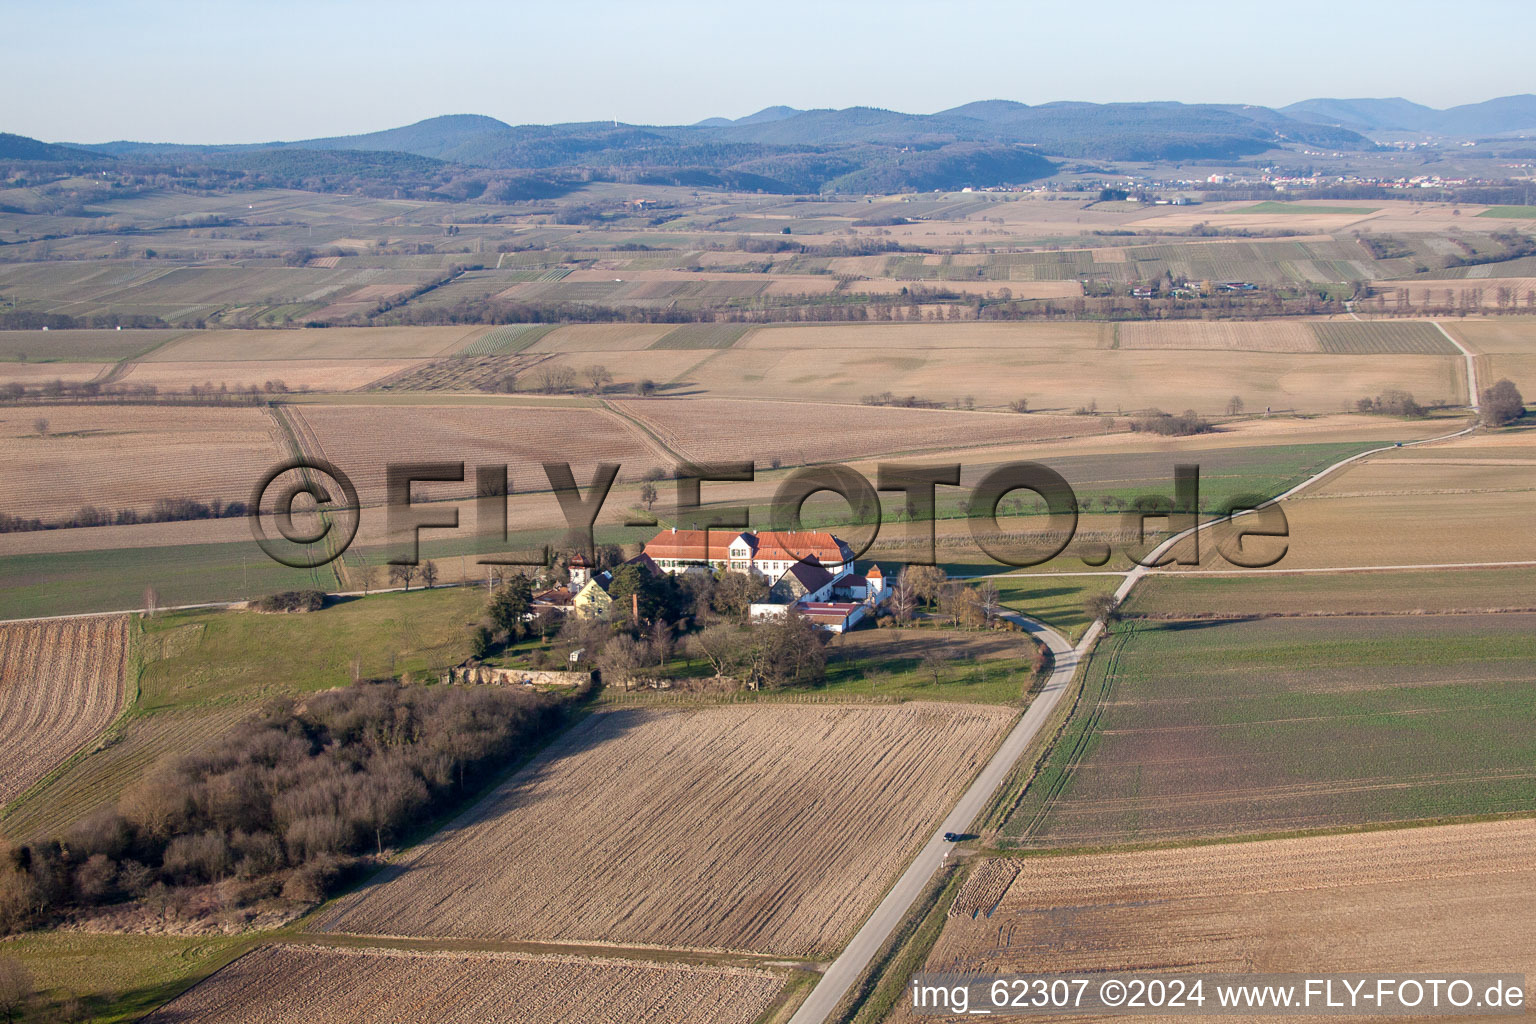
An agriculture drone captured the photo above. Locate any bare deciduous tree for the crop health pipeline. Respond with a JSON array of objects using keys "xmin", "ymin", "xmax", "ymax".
[{"xmin": 388, "ymin": 563, "xmax": 417, "ymax": 592}]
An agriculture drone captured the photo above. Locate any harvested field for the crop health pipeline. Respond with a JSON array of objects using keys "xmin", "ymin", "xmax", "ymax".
[
  {"xmin": 1001, "ymin": 614, "xmax": 1536, "ymax": 847},
  {"xmin": 1439, "ymin": 319, "xmax": 1536, "ymax": 353},
  {"xmin": 528, "ymin": 323, "xmax": 675, "ymax": 352},
  {"xmin": 1269, "ymin": 490, "xmax": 1536, "ymax": 568},
  {"xmin": 118, "ymin": 359, "xmax": 420, "ymax": 392},
  {"xmin": 0, "ymin": 615, "xmax": 128, "ymax": 806},
  {"xmin": 316, "ymin": 703, "xmax": 1013, "ymax": 955},
  {"xmin": 0, "ymin": 404, "xmax": 287, "ymax": 521},
  {"xmin": 909, "ymin": 819, "xmax": 1536, "ymax": 1021},
  {"xmin": 1243, "ymin": 429, "xmax": 1536, "ymax": 569},
  {"xmin": 610, "ymin": 398, "xmax": 1104, "ymax": 467},
  {"xmin": 1311, "ymin": 320, "xmax": 1458, "ymax": 354},
  {"xmin": 667, "ymin": 342, "xmax": 1463, "ymax": 414},
  {"xmin": 289, "ymin": 402, "xmax": 666, "ymax": 504},
  {"xmin": 948, "ymin": 859, "xmax": 1019, "ymax": 920},
  {"xmin": 740, "ymin": 322, "xmax": 1111, "ymax": 350},
  {"xmin": 139, "ymin": 945, "xmax": 782, "ymax": 1024},
  {"xmin": 1117, "ymin": 321, "xmax": 1319, "ymax": 352},
  {"xmin": 0, "ymin": 361, "xmax": 112, "ymax": 384}
]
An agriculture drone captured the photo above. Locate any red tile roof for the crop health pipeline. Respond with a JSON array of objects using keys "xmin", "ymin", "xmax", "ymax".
[
  {"xmin": 642, "ymin": 529, "xmax": 743, "ymax": 562},
  {"xmin": 753, "ymin": 530, "xmax": 849, "ymax": 566}
]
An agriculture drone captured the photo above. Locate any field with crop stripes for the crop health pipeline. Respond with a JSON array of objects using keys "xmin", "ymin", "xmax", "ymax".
[
  {"xmin": 456, "ymin": 323, "xmax": 556, "ymax": 356},
  {"xmin": 140, "ymin": 945, "xmax": 783, "ymax": 1024},
  {"xmin": 316, "ymin": 703, "xmax": 1012, "ymax": 956},
  {"xmin": 0, "ymin": 615, "xmax": 128, "ymax": 808},
  {"xmin": 1000, "ymin": 614, "xmax": 1536, "ymax": 847},
  {"xmin": 1311, "ymin": 321, "xmax": 1459, "ymax": 354}
]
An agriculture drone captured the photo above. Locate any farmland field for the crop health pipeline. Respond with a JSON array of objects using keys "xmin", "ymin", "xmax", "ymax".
[
  {"xmin": 1311, "ymin": 320, "xmax": 1458, "ymax": 355},
  {"xmin": 0, "ymin": 328, "xmax": 184, "ymax": 362},
  {"xmin": 140, "ymin": 945, "xmax": 784, "ymax": 1024},
  {"xmin": 1477, "ymin": 206, "xmax": 1536, "ymax": 218},
  {"xmin": 1001, "ymin": 614, "xmax": 1536, "ymax": 847},
  {"xmin": 1233, "ymin": 201, "xmax": 1380, "ymax": 216},
  {"xmin": 1127, "ymin": 566, "xmax": 1536, "ymax": 618},
  {"xmin": 289, "ymin": 401, "xmax": 667, "ymax": 504},
  {"xmin": 907, "ymin": 819, "xmax": 1536, "ymax": 1020},
  {"xmin": 651, "ymin": 332, "xmax": 1465, "ymax": 412},
  {"xmin": 1116, "ymin": 321, "xmax": 1318, "ymax": 352},
  {"xmin": 649, "ymin": 323, "xmax": 753, "ymax": 349},
  {"xmin": 119, "ymin": 358, "xmax": 420, "ymax": 392},
  {"xmin": 142, "ymin": 325, "xmax": 485, "ymax": 361},
  {"xmin": 0, "ymin": 262, "xmax": 445, "ymax": 322},
  {"xmin": 0, "ymin": 403, "xmax": 287, "ymax": 521},
  {"xmin": 1247, "ymin": 428, "xmax": 1536, "ymax": 569},
  {"xmin": 528, "ymin": 323, "xmax": 676, "ymax": 351},
  {"xmin": 611, "ymin": 398, "xmax": 1103, "ymax": 467},
  {"xmin": 0, "ymin": 615, "xmax": 128, "ymax": 807},
  {"xmin": 316, "ymin": 703, "xmax": 1013, "ymax": 955},
  {"xmin": 455, "ymin": 323, "xmax": 555, "ymax": 355}
]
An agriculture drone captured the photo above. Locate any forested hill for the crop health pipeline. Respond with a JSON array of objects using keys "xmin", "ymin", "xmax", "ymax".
[{"xmin": 11, "ymin": 93, "xmax": 1529, "ymax": 195}]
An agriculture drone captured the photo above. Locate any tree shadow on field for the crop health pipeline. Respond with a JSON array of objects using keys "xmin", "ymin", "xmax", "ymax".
[
  {"xmin": 653, "ymin": 380, "xmax": 704, "ymax": 396},
  {"xmin": 1016, "ymin": 585, "xmax": 1076, "ymax": 600},
  {"xmin": 1151, "ymin": 616, "xmax": 1264, "ymax": 633}
]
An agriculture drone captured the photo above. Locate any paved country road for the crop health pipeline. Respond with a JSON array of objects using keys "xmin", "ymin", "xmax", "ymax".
[{"xmin": 785, "ymin": 610, "xmax": 1083, "ymax": 1024}]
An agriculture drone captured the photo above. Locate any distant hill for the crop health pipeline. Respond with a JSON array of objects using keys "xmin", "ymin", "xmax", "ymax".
[
  {"xmin": 1282, "ymin": 95, "xmax": 1536, "ymax": 136},
  {"xmin": 695, "ymin": 105, "xmax": 803, "ymax": 127},
  {"xmin": 0, "ymin": 132, "xmax": 107, "ymax": 162},
  {"xmin": 36, "ymin": 93, "xmax": 1532, "ymax": 196},
  {"xmin": 286, "ymin": 114, "xmax": 518, "ymax": 162}
]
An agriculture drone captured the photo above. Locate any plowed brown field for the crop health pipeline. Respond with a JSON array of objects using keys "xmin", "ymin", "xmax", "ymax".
[
  {"xmin": 0, "ymin": 615, "xmax": 128, "ymax": 806},
  {"xmin": 316, "ymin": 703, "xmax": 1013, "ymax": 956},
  {"xmin": 139, "ymin": 944, "xmax": 782, "ymax": 1024},
  {"xmin": 900, "ymin": 820, "xmax": 1536, "ymax": 1022}
]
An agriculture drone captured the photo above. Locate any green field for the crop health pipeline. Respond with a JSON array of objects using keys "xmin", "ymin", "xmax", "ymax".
[
  {"xmin": 1235, "ymin": 202, "xmax": 1380, "ymax": 216},
  {"xmin": 989, "ymin": 574, "xmax": 1123, "ymax": 640},
  {"xmin": 1126, "ymin": 567, "xmax": 1536, "ymax": 617},
  {"xmin": 1311, "ymin": 320, "xmax": 1458, "ymax": 355},
  {"xmin": 0, "ymin": 931, "xmax": 250, "ymax": 1024},
  {"xmin": 1476, "ymin": 206, "xmax": 1536, "ymax": 219},
  {"xmin": 1000, "ymin": 613, "xmax": 1536, "ymax": 848},
  {"xmin": 0, "ymin": 542, "xmax": 336, "ymax": 621}
]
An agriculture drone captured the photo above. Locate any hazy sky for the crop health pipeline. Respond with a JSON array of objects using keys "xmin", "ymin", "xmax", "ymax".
[{"xmin": 7, "ymin": 0, "xmax": 1533, "ymax": 144}]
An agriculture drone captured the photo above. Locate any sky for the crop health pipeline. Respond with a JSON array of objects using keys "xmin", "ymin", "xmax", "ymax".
[{"xmin": 6, "ymin": 0, "xmax": 1534, "ymax": 144}]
